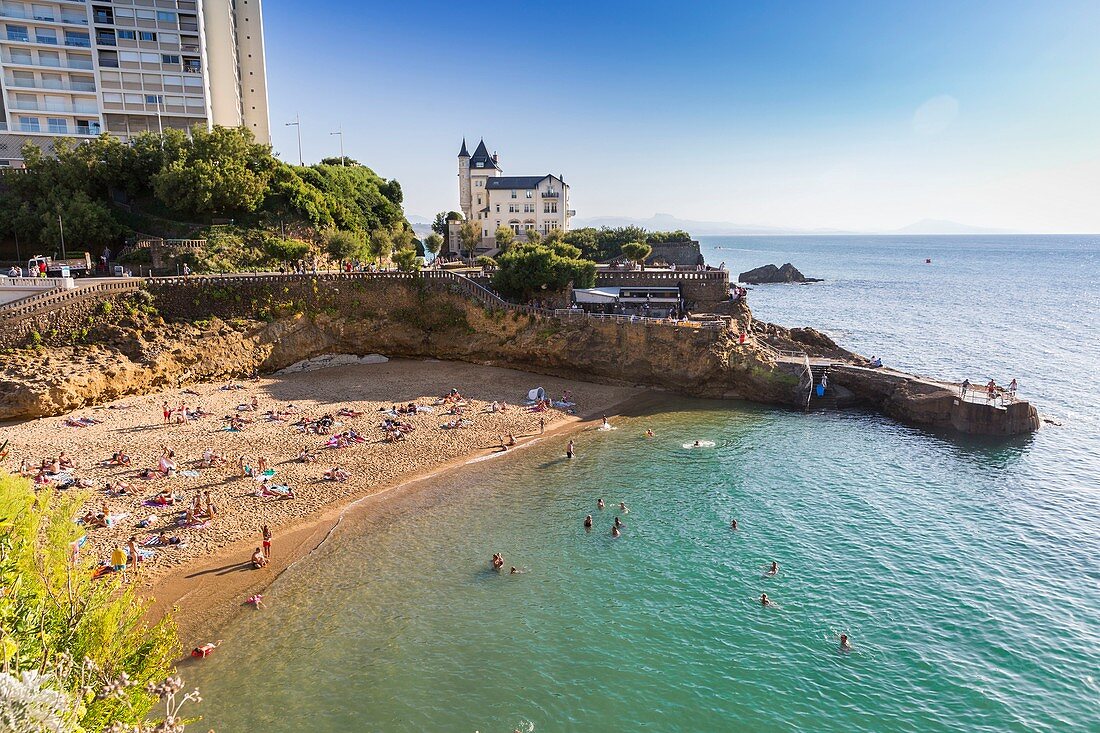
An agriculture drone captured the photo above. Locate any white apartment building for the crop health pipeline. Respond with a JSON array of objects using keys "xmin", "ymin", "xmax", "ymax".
[
  {"xmin": 0, "ymin": 0, "xmax": 268, "ymax": 167},
  {"xmin": 450, "ymin": 138, "xmax": 573, "ymax": 255}
]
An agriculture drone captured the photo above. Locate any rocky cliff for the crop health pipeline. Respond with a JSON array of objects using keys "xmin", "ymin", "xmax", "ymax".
[{"xmin": 0, "ymin": 282, "xmax": 798, "ymax": 422}]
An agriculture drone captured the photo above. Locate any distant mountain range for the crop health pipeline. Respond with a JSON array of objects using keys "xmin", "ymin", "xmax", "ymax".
[
  {"xmin": 408, "ymin": 211, "xmax": 1016, "ymax": 237},
  {"xmin": 570, "ymin": 213, "xmax": 1017, "ymax": 236}
]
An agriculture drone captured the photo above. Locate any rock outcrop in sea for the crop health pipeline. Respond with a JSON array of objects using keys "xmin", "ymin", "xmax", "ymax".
[{"xmin": 738, "ymin": 263, "xmax": 822, "ymax": 284}]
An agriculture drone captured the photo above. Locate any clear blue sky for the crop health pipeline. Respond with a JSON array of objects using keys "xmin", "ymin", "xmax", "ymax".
[{"xmin": 262, "ymin": 0, "xmax": 1100, "ymax": 232}]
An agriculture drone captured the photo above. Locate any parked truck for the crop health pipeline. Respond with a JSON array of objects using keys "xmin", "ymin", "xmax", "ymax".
[{"xmin": 26, "ymin": 252, "xmax": 93, "ymax": 277}]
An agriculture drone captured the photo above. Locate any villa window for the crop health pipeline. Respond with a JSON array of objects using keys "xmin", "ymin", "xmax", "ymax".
[
  {"xmin": 526, "ymin": 190, "xmax": 533, "ymax": 198},
  {"xmin": 495, "ymin": 204, "xmax": 500, "ymax": 212},
  {"xmin": 511, "ymin": 190, "xmax": 516, "ymax": 198},
  {"xmin": 477, "ymin": 196, "xmax": 481, "ymax": 205}
]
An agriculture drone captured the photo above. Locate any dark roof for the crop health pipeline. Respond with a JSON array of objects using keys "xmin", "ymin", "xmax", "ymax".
[
  {"xmin": 486, "ymin": 175, "xmax": 553, "ymax": 190},
  {"xmin": 458, "ymin": 138, "xmax": 469, "ymax": 157},
  {"xmin": 468, "ymin": 139, "xmax": 499, "ymax": 170}
]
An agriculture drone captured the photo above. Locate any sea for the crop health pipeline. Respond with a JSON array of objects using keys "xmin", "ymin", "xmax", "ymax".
[{"xmin": 188, "ymin": 235, "xmax": 1099, "ymax": 732}]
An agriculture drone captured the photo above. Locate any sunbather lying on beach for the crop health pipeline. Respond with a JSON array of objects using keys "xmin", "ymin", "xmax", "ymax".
[
  {"xmin": 104, "ymin": 480, "xmax": 132, "ymax": 496},
  {"xmin": 200, "ymin": 449, "xmax": 227, "ymax": 468},
  {"xmin": 106, "ymin": 450, "xmax": 133, "ymax": 467},
  {"xmin": 145, "ymin": 531, "xmax": 183, "ymax": 547},
  {"xmin": 256, "ymin": 481, "xmax": 295, "ymax": 499},
  {"xmin": 337, "ymin": 407, "xmax": 364, "ymax": 417},
  {"xmin": 57, "ymin": 451, "xmax": 76, "ymax": 470},
  {"xmin": 323, "ymin": 466, "xmax": 350, "ymax": 482},
  {"xmin": 297, "ymin": 448, "xmax": 319, "ymax": 463},
  {"xmin": 63, "ymin": 416, "xmax": 100, "ymax": 428}
]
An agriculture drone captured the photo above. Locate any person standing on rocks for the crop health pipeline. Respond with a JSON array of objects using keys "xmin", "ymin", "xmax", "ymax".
[{"xmin": 961, "ymin": 379, "xmax": 970, "ymax": 398}]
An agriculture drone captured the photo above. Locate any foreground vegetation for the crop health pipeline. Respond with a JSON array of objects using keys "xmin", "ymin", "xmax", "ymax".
[
  {"xmin": 0, "ymin": 127, "xmax": 411, "ymax": 272},
  {"xmin": 0, "ymin": 473, "xmax": 182, "ymax": 731}
]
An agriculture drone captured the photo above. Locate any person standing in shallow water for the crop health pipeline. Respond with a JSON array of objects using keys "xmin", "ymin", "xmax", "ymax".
[
  {"xmin": 730, "ymin": 519, "xmax": 738, "ymax": 530},
  {"xmin": 566, "ymin": 440, "xmax": 574, "ymax": 458},
  {"xmin": 584, "ymin": 515, "xmax": 593, "ymax": 529}
]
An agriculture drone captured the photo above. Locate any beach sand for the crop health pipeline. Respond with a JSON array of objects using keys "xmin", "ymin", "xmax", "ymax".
[{"xmin": 1, "ymin": 359, "xmax": 640, "ymax": 646}]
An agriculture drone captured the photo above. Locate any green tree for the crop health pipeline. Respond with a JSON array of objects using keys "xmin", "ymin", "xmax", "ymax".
[
  {"xmin": 523, "ymin": 228, "xmax": 542, "ymax": 245},
  {"xmin": 40, "ymin": 192, "xmax": 120, "ymax": 252},
  {"xmin": 544, "ymin": 228, "xmax": 565, "ymax": 245},
  {"xmin": 0, "ymin": 473, "xmax": 179, "ymax": 731},
  {"xmin": 431, "ymin": 211, "xmax": 460, "ymax": 238},
  {"xmin": 491, "ymin": 242, "xmax": 596, "ymax": 302},
  {"xmin": 393, "ymin": 247, "xmax": 423, "ymax": 273},
  {"xmin": 493, "ymin": 225, "xmax": 515, "ymax": 253},
  {"xmin": 621, "ymin": 241, "xmax": 653, "ymax": 270},
  {"xmin": 459, "ymin": 219, "xmax": 481, "ymax": 263},
  {"xmin": 476, "ymin": 255, "xmax": 498, "ymax": 269},
  {"xmin": 152, "ymin": 125, "xmax": 275, "ymax": 216},
  {"xmin": 368, "ymin": 229, "xmax": 394, "ymax": 264},
  {"xmin": 325, "ymin": 229, "xmax": 365, "ymax": 263},
  {"xmin": 423, "ymin": 233, "xmax": 444, "ymax": 260},
  {"xmin": 265, "ymin": 237, "xmax": 311, "ymax": 264}
]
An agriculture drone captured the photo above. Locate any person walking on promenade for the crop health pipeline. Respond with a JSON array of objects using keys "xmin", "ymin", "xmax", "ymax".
[{"xmin": 961, "ymin": 379, "xmax": 970, "ymax": 398}]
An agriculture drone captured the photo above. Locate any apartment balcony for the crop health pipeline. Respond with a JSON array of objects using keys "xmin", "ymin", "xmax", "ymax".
[
  {"xmin": 5, "ymin": 77, "xmax": 97, "ymax": 93},
  {"xmin": 0, "ymin": 7, "xmax": 89, "ymax": 25},
  {"xmin": 65, "ymin": 37, "xmax": 91, "ymax": 47},
  {"xmin": 179, "ymin": 22, "xmax": 198, "ymax": 32},
  {"xmin": 9, "ymin": 100, "xmax": 99, "ymax": 114},
  {"xmin": 9, "ymin": 123, "xmax": 99, "ymax": 135},
  {"xmin": 1, "ymin": 53, "xmax": 94, "ymax": 70},
  {"xmin": 541, "ymin": 191, "xmax": 560, "ymax": 198}
]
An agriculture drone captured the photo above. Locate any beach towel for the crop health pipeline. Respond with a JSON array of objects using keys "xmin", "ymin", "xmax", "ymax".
[
  {"xmin": 104, "ymin": 512, "xmax": 129, "ymax": 527},
  {"xmin": 179, "ymin": 469, "xmax": 201, "ymax": 478}
]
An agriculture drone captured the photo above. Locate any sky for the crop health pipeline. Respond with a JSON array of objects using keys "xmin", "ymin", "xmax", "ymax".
[{"xmin": 261, "ymin": 0, "xmax": 1100, "ymax": 233}]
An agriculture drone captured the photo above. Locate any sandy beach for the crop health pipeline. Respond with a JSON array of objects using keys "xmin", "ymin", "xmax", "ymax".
[{"xmin": 0, "ymin": 358, "xmax": 641, "ymax": 645}]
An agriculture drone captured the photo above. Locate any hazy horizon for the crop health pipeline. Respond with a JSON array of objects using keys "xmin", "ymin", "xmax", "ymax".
[{"xmin": 262, "ymin": 1, "xmax": 1100, "ymax": 234}]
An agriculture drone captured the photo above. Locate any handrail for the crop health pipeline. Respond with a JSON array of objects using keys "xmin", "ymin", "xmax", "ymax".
[{"xmin": 0, "ymin": 280, "xmax": 141, "ymax": 323}]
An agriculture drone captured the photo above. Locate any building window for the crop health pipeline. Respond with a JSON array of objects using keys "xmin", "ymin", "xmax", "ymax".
[
  {"xmin": 19, "ymin": 116, "xmax": 40, "ymax": 132},
  {"xmin": 511, "ymin": 190, "xmax": 517, "ymax": 198},
  {"xmin": 47, "ymin": 117, "xmax": 67, "ymax": 133},
  {"xmin": 526, "ymin": 190, "xmax": 533, "ymax": 198},
  {"xmin": 139, "ymin": 31, "xmax": 156, "ymax": 41},
  {"xmin": 544, "ymin": 202, "xmax": 558, "ymax": 213},
  {"xmin": 156, "ymin": 11, "xmax": 176, "ymax": 22},
  {"xmin": 145, "ymin": 94, "xmax": 163, "ymax": 104},
  {"xmin": 118, "ymin": 30, "xmax": 136, "ymax": 40},
  {"xmin": 162, "ymin": 54, "xmax": 180, "ymax": 64},
  {"xmin": 476, "ymin": 196, "xmax": 481, "ymax": 205},
  {"xmin": 495, "ymin": 204, "xmax": 500, "ymax": 212}
]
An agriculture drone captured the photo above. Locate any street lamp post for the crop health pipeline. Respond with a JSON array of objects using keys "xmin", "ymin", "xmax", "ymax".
[
  {"xmin": 285, "ymin": 113, "xmax": 303, "ymax": 166},
  {"xmin": 57, "ymin": 213, "xmax": 66, "ymax": 261},
  {"xmin": 330, "ymin": 127, "xmax": 344, "ymax": 166}
]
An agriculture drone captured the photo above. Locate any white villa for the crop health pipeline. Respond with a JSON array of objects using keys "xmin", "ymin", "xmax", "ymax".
[{"xmin": 446, "ymin": 138, "xmax": 573, "ymax": 257}]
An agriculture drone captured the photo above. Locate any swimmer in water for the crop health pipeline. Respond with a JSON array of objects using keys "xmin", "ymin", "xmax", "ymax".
[
  {"xmin": 602, "ymin": 416, "xmax": 609, "ymax": 427},
  {"xmin": 584, "ymin": 514, "xmax": 593, "ymax": 529},
  {"xmin": 510, "ymin": 566, "xmax": 519, "ymax": 574},
  {"xmin": 693, "ymin": 440, "xmax": 701, "ymax": 447},
  {"xmin": 619, "ymin": 501, "xmax": 628, "ymax": 513},
  {"xmin": 492, "ymin": 553, "xmax": 504, "ymax": 570},
  {"xmin": 760, "ymin": 593, "xmax": 771, "ymax": 606},
  {"xmin": 644, "ymin": 428, "xmax": 654, "ymax": 437},
  {"xmin": 766, "ymin": 561, "xmax": 779, "ymax": 576},
  {"xmin": 613, "ymin": 516, "xmax": 623, "ymax": 529},
  {"xmin": 611, "ymin": 525, "xmax": 621, "ymax": 538},
  {"xmin": 597, "ymin": 498, "xmax": 605, "ymax": 510},
  {"xmin": 840, "ymin": 634, "xmax": 852, "ymax": 652},
  {"xmin": 566, "ymin": 440, "xmax": 575, "ymax": 458},
  {"xmin": 730, "ymin": 519, "xmax": 738, "ymax": 530}
]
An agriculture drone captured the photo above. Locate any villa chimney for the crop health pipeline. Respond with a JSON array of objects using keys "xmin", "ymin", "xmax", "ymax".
[{"xmin": 493, "ymin": 152, "xmax": 499, "ymax": 163}]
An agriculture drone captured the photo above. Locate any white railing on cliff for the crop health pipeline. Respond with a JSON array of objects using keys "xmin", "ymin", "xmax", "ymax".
[
  {"xmin": 0, "ymin": 279, "xmax": 142, "ymax": 324},
  {"xmin": 145, "ymin": 270, "xmax": 730, "ymax": 332}
]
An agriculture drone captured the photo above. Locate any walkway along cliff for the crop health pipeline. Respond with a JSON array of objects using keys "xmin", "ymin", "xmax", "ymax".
[{"xmin": 0, "ymin": 271, "xmax": 1039, "ymax": 436}]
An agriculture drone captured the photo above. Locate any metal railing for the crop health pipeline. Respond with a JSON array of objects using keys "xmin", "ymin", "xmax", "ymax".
[
  {"xmin": 0, "ymin": 7, "xmax": 88, "ymax": 24},
  {"xmin": 0, "ymin": 279, "xmax": 141, "ymax": 324},
  {"xmin": 9, "ymin": 100, "xmax": 99, "ymax": 113},
  {"xmin": 4, "ymin": 77, "xmax": 96, "ymax": 92}
]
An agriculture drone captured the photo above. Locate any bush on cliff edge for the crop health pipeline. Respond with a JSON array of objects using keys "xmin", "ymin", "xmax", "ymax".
[{"xmin": 0, "ymin": 474, "xmax": 179, "ymax": 731}]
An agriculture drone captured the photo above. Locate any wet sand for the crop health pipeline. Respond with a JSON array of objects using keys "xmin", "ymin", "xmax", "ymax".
[{"xmin": 1, "ymin": 358, "xmax": 641, "ymax": 646}]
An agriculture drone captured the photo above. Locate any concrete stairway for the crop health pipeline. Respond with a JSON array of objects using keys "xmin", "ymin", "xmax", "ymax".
[{"xmin": 807, "ymin": 364, "xmax": 838, "ymax": 410}]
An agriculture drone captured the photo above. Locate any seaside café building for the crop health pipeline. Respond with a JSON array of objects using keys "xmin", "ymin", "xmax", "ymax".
[{"xmin": 572, "ymin": 285, "xmax": 683, "ymax": 317}]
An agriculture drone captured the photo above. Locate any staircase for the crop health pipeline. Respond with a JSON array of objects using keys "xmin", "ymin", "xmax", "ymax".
[{"xmin": 806, "ymin": 364, "xmax": 838, "ymax": 410}]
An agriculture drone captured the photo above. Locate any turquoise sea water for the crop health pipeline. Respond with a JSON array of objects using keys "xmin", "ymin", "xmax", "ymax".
[{"xmin": 189, "ymin": 236, "xmax": 1100, "ymax": 732}]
